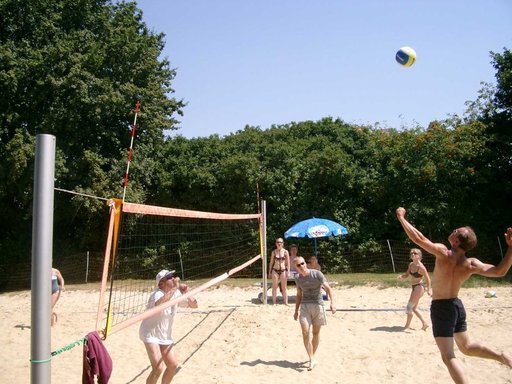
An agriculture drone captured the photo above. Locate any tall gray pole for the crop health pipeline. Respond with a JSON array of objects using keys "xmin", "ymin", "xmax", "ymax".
[
  {"xmin": 31, "ymin": 134, "xmax": 56, "ymax": 384},
  {"xmin": 261, "ymin": 200, "xmax": 268, "ymax": 305}
]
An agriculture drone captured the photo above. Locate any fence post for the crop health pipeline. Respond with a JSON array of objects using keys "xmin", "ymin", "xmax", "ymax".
[
  {"xmin": 178, "ymin": 249, "xmax": 185, "ymax": 280},
  {"xmin": 85, "ymin": 251, "xmax": 89, "ymax": 283},
  {"xmin": 497, "ymin": 236, "xmax": 504, "ymax": 259},
  {"xmin": 387, "ymin": 239, "xmax": 396, "ymax": 273}
]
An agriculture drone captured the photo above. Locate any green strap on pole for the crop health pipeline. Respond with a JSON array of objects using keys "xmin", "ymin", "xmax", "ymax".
[
  {"xmin": 30, "ymin": 357, "xmax": 52, "ymax": 363},
  {"xmin": 50, "ymin": 338, "xmax": 86, "ymax": 357},
  {"xmin": 31, "ymin": 337, "xmax": 86, "ymax": 362}
]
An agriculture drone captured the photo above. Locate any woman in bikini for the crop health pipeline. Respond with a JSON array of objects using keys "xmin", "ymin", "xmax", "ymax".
[
  {"xmin": 398, "ymin": 248, "xmax": 431, "ymax": 330},
  {"xmin": 268, "ymin": 238, "xmax": 290, "ymax": 305},
  {"xmin": 51, "ymin": 267, "xmax": 65, "ymax": 326}
]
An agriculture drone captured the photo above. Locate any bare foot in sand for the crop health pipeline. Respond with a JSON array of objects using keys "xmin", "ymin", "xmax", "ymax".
[
  {"xmin": 51, "ymin": 312, "xmax": 58, "ymax": 326},
  {"xmin": 500, "ymin": 352, "xmax": 512, "ymax": 368}
]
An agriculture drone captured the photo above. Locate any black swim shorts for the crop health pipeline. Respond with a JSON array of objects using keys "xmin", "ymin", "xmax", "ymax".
[{"xmin": 430, "ymin": 298, "xmax": 467, "ymax": 337}]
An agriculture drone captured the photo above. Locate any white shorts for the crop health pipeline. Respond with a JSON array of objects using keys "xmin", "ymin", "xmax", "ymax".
[{"xmin": 299, "ymin": 303, "xmax": 326, "ymax": 327}]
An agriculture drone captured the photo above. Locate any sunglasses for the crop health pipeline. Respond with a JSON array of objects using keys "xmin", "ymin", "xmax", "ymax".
[
  {"xmin": 163, "ymin": 273, "xmax": 176, "ymax": 281},
  {"xmin": 296, "ymin": 261, "xmax": 305, "ymax": 267}
]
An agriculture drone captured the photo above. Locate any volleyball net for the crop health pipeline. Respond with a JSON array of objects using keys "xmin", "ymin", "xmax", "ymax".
[{"xmin": 95, "ymin": 199, "xmax": 264, "ymax": 337}]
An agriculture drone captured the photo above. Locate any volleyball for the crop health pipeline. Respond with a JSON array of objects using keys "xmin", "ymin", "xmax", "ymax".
[{"xmin": 395, "ymin": 46, "xmax": 416, "ymax": 67}]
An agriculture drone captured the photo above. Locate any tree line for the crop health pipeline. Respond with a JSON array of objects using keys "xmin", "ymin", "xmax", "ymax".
[{"xmin": 0, "ymin": 0, "xmax": 510, "ymax": 277}]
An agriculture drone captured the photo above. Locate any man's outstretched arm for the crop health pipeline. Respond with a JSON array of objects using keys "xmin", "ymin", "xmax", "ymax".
[
  {"xmin": 471, "ymin": 227, "xmax": 512, "ymax": 277},
  {"xmin": 396, "ymin": 207, "xmax": 447, "ymax": 258}
]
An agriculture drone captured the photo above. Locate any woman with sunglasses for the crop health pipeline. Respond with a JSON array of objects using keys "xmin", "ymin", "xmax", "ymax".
[
  {"xmin": 139, "ymin": 269, "xmax": 198, "ymax": 384},
  {"xmin": 268, "ymin": 238, "xmax": 290, "ymax": 305},
  {"xmin": 397, "ymin": 248, "xmax": 431, "ymax": 331}
]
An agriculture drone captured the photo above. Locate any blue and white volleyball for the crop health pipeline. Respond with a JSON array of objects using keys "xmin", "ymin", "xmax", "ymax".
[{"xmin": 395, "ymin": 46, "xmax": 416, "ymax": 67}]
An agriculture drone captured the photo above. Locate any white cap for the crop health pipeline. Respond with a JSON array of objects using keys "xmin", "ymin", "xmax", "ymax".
[{"xmin": 155, "ymin": 269, "xmax": 176, "ymax": 286}]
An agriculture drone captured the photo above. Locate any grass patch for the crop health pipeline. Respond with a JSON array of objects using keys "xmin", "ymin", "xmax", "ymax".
[
  {"xmin": 61, "ymin": 273, "xmax": 512, "ymax": 292},
  {"xmin": 230, "ymin": 273, "xmax": 512, "ymax": 289},
  {"xmin": 327, "ymin": 273, "xmax": 511, "ymax": 289}
]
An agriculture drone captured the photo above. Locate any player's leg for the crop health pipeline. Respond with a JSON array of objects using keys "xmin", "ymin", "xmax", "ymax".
[
  {"xmin": 143, "ymin": 342, "xmax": 165, "ymax": 384},
  {"xmin": 299, "ymin": 305, "xmax": 314, "ymax": 366},
  {"xmin": 434, "ymin": 336, "xmax": 468, "ymax": 384},
  {"xmin": 160, "ymin": 344, "xmax": 179, "ymax": 384},
  {"xmin": 271, "ymin": 271, "xmax": 279, "ymax": 305},
  {"xmin": 410, "ymin": 285, "xmax": 428, "ymax": 330},
  {"xmin": 300, "ymin": 321, "xmax": 313, "ymax": 362},
  {"xmin": 308, "ymin": 304, "xmax": 326, "ymax": 370},
  {"xmin": 51, "ymin": 288, "xmax": 61, "ymax": 326},
  {"xmin": 310, "ymin": 324, "xmax": 321, "ymax": 362},
  {"xmin": 51, "ymin": 290, "xmax": 61, "ymax": 308},
  {"xmin": 280, "ymin": 272, "xmax": 288, "ymax": 305},
  {"xmin": 455, "ymin": 331, "xmax": 512, "ymax": 367},
  {"xmin": 413, "ymin": 306, "xmax": 428, "ymax": 330},
  {"xmin": 404, "ymin": 301, "xmax": 414, "ymax": 329}
]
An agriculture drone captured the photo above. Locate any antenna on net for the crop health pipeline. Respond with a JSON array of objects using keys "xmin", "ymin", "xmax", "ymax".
[{"xmin": 122, "ymin": 101, "xmax": 140, "ymax": 203}]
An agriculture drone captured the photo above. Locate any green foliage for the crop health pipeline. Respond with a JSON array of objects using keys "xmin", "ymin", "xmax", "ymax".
[
  {"xmin": 491, "ymin": 48, "xmax": 512, "ymax": 118},
  {"xmin": 0, "ymin": 0, "xmax": 184, "ymax": 261},
  {"xmin": 0, "ymin": 0, "xmax": 510, "ymax": 280}
]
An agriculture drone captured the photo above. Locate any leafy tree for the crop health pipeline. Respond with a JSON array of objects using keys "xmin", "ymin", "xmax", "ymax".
[
  {"xmin": 0, "ymin": 0, "xmax": 184, "ymax": 262},
  {"xmin": 491, "ymin": 48, "xmax": 512, "ymax": 119}
]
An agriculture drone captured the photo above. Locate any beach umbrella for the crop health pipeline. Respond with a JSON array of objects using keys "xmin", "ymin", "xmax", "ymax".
[{"xmin": 284, "ymin": 217, "xmax": 348, "ymax": 257}]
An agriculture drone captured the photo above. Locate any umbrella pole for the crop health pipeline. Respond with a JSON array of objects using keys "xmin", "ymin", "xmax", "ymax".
[{"xmin": 314, "ymin": 238, "xmax": 317, "ymax": 257}]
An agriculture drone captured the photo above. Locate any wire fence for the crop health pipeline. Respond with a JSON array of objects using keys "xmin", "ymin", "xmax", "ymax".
[
  {"xmin": 1, "ymin": 234, "xmax": 508, "ymax": 293},
  {"xmin": 0, "ymin": 251, "xmax": 105, "ymax": 292}
]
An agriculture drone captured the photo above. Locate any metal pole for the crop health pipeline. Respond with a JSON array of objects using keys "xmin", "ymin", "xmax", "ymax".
[
  {"xmin": 387, "ymin": 239, "xmax": 396, "ymax": 273},
  {"xmin": 85, "ymin": 251, "xmax": 89, "ymax": 283},
  {"xmin": 31, "ymin": 134, "xmax": 55, "ymax": 384},
  {"xmin": 178, "ymin": 249, "xmax": 185, "ymax": 279},
  {"xmin": 261, "ymin": 200, "xmax": 268, "ymax": 305},
  {"xmin": 497, "ymin": 236, "xmax": 504, "ymax": 259}
]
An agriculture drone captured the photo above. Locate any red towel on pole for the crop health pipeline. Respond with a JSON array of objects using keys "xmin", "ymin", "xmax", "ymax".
[{"xmin": 83, "ymin": 331, "xmax": 113, "ymax": 384}]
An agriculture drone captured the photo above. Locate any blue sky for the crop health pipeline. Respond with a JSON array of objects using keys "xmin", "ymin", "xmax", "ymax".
[{"xmin": 135, "ymin": 0, "xmax": 512, "ymax": 138}]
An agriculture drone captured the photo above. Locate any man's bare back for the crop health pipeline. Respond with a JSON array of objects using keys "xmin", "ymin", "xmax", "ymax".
[{"xmin": 430, "ymin": 248, "xmax": 474, "ymax": 300}]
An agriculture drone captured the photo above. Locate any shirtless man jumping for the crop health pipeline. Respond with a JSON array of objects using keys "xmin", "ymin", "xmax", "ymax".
[{"xmin": 396, "ymin": 207, "xmax": 512, "ymax": 384}]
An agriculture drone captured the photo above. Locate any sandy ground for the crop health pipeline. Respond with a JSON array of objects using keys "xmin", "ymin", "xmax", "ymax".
[{"xmin": 1, "ymin": 284, "xmax": 512, "ymax": 383}]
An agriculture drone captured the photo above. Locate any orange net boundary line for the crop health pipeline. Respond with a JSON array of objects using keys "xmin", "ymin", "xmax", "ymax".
[
  {"xmin": 105, "ymin": 254, "xmax": 262, "ymax": 337},
  {"xmin": 122, "ymin": 201, "xmax": 260, "ymax": 220}
]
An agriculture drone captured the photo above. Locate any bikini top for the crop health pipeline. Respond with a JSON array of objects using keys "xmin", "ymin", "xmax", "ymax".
[
  {"xmin": 274, "ymin": 250, "xmax": 285, "ymax": 259},
  {"xmin": 410, "ymin": 270, "xmax": 423, "ymax": 278},
  {"xmin": 273, "ymin": 250, "xmax": 287, "ymax": 270}
]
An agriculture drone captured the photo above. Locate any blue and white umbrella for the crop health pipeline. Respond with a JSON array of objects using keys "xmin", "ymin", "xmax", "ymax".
[{"xmin": 284, "ymin": 217, "xmax": 348, "ymax": 256}]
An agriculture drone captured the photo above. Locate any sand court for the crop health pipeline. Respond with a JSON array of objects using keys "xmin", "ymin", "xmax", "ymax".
[{"xmin": 1, "ymin": 284, "xmax": 511, "ymax": 383}]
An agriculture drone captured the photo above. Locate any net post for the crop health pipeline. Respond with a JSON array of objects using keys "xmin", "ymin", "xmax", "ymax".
[
  {"xmin": 31, "ymin": 134, "xmax": 55, "ymax": 384},
  {"xmin": 261, "ymin": 200, "xmax": 268, "ymax": 305},
  {"xmin": 96, "ymin": 199, "xmax": 120, "ymax": 333}
]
